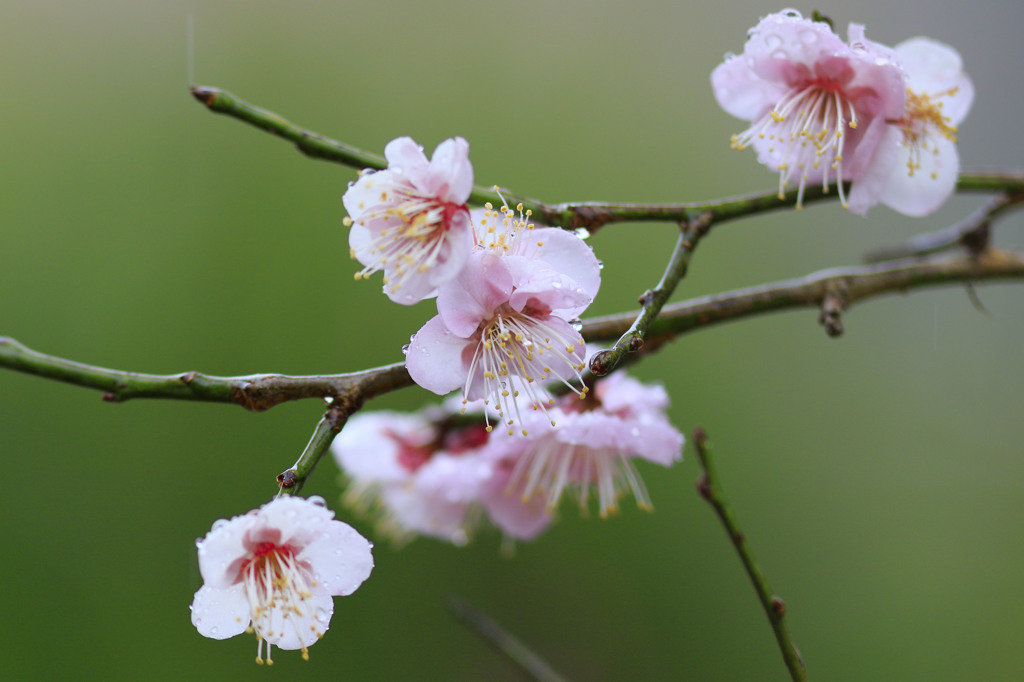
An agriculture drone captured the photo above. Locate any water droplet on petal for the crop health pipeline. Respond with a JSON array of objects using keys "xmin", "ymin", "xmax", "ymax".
[
  {"xmin": 723, "ymin": 51, "xmax": 736, "ymax": 61},
  {"xmin": 781, "ymin": 8, "xmax": 802, "ymax": 18},
  {"xmin": 630, "ymin": 427, "xmax": 640, "ymax": 437},
  {"xmin": 573, "ymin": 227, "xmax": 591, "ymax": 239},
  {"xmin": 800, "ymin": 29, "xmax": 818, "ymax": 44},
  {"xmin": 596, "ymin": 260, "xmax": 604, "ymax": 270},
  {"xmin": 307, "ymin": 495, "xmax": 327, "ymax": 508},
  {"xmin": 569, "ymin": 318, "xmax": 583, "ymax": 332},
  {"xmin": 401, "ymin": 344, "xmax": 410, "ymax": 355},
  {"xmin": 764, "ymin": 34, "xmax": 783, "ymax": 50},
  {"xmin": 212, "ymin": 519, "xmax": 230, "ymax": 531},
  {"xmin": 210, "ymin": 626, "xmax": 219, "ymax": 635}
]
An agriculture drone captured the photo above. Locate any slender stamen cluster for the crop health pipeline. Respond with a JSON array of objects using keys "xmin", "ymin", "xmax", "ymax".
[
  {"xmin": 510, "ymin": 441, "xmax": 651, "ymax": 518},
  {"xmin": 894, "ymin": 86, "xmax": 960, "ymax": 179},
  {"xmin": 465, "ymin": 306, "xmax": 587, "ymax": 435},
  {"xmin": 240, "ymin": 542, "xmax": 319, "ymax": 664},
  {"xmin": 475, "ymin": 188, "xmax": 534, "ymax": 253},
  {"xmin": 732, "ymin": 82, "xmax": 859, "ymax": 208}
]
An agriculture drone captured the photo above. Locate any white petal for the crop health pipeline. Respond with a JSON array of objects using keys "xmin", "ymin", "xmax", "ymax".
[
  {"xmin": 897, "ymin": 38, "xmax": 974, "ymax": 124},
  {"xmin": 196, "ymin": 513, "xmax": 257, "ymax": 588},
  {"xmin": 302, "ymin": 520, "xmax": 375, "ymax": 597},
  {"xmin": 880, "ymin": 135, "xmax": 960, "ymax": 217},
  {"xmin": 260, "ymin": 586, "xmax": 335, "ymax": 650},
  {"xmin": 190, "ymin": 583, "xmax": 250, "ymax": 640}
]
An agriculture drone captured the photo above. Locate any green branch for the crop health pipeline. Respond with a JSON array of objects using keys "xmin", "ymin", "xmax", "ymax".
[
  {"xmin": 4, "ymin": 249, "xmax": 1023, "ymax": 410},
  {"xmin": 189, "ymin": 86, "xmax": 1024, "ymax": 230},
  {"xmin": 276, "ymin": 401, "xmax": 353, "ymax": 497},
  {"xmin": 694, "ymin": 428, "xmax": 806, "ymax": 682},
  {"xmin": 590, "ymin": 212, "xmax": 711, "ymax": 376},
  {"xmin": 0, "ymin": 337, "xmax": 410, "ymax": 411}
]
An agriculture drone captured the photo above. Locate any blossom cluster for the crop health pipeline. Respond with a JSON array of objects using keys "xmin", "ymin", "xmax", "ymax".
[
  {"xmin": 331, "ymin": 371, "xmax": 684, "ymax": 544},
  {"xmin": 190, "ymin": 7, "xmax": 978, "ymax": 666},
  {"xmin": 711, "ymin": 9, "xmax": 972, "ymax": 215}
]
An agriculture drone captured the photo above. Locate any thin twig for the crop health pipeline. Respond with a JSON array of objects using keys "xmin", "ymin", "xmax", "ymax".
[
  {"xmin": 581, "ymin": 248, "xmax": 1024, "ymax": 343},
  {"xmin": 276, "ymin": 401, "xmax": 353, "ymax": 497},
  {"xmin": 448, "ymin": 596, "xmax": 570, "ymax": 682},
  {"xmin": 189, "ymin": 86, "xmax": 1024, "ymax": 230},
  {"xmin": 590, "ymin": 212, "xmax": 711, "ymax": 375},
  {"xmin": 693, "ymin": 428, "xmax": 806, "ymax": 682},
  {"xmin": 863, "ymin": 192, "xmax": 1024, "ymax": 263}
]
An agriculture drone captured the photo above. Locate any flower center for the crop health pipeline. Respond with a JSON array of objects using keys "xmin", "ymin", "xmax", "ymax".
[
  {"xmin": 344, "ymin": 172, "xmax": 467, "ymax": 295},
  {"xmin": 464, "ymin": 308, "xmax": 587, "ymax": 436},
  {"xmin": 892, "ymin": 86, "xmax": 959, "ymax": 180},
  {"xmin": 731, "ymin": 80, "xmax": 858, "ymax": 209},
  {"xmin": 239, "ymin": 542, "xmax": 318, "ymax": 665}
]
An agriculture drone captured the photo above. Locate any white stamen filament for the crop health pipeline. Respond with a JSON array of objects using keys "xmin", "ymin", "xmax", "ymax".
[
  {"xmin": 242, "ymin": 544, "xmax": 318, "ymax": 664},
  {"xmin": 463, "ymin": 310, "xmax": 586, "ymax": 435},
  {"xmin": 731, "ymin": 82, "xmax": 858, "ymax": 209},
  {"xmin": 509, "ymin": 442, "xmax": 653, "ymax": 518},
  {"xmin": 347, "ymin": 181, "xmax": 461, "ymax": 294}
]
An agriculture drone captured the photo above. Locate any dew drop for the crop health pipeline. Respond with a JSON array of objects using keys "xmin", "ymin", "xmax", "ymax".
[
  {"xmin": 850, "ymin": 41, "xmax": 866, "ymax": 53},
  {"xmin": 722, "ymin": 51, "xmax": 736, "ymax": 61},
  {"xmin": 800, "ymin": 29, "xmax": 818, "ymax": 44},
  {"xmin": 596, "ymin": 260, "xmax": 604, "ymax": 270},
  {"xmin": 781, "ymin": 8, "xmax": 802, "ymax": 18},
  {"xmin": 212, "ymin": 519, "xmax": 230, "ymax": 531},
  {"xmin": 874, "ymin": 56, "xmax": 889, "ymax": 66},
  {"xmin": 569, "ymin": 318, "xmax": 583, "ymax": 333},
  {"xmin": 771, "ymin": 50, "xmax": 787, "ymax": 60},
  {"xmin": 210, "ymin": 626, "xmax": 219, "ymax": 635},
  {"xmin": 401, "ymin": 343, "xmax": 410, "ymax": 355},
  {"xmin": 631, "ymin": 427, "xmax": 641, "ymax": 437},
  {"xmin": 573, "ymin": 227, "xmax": 591, "ymax": 240},
  {"xmin": 764, "ymin": 34, "xmax": 783, "ymax": 50},
  {"xmin": 307, "ymin": 495, "xmax": 327, "ymax": 508}
]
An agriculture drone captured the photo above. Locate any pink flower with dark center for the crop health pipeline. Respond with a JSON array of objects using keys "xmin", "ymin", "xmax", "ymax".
[
  {"xmin": 332, "ymin": 406, "xmax": 494, "ymax": 545},
  {"xmin": 481, "ymin": 372, "xmax": 684, "ymax": 520},
  {"xmin": 711, "ymin": 10, "xmax": 906, "ymax": 209},
  {"xmin": 343, "ymin": 136, "xmax": 473, "ymax": 304},
  {"xmin": 406, "ymin": 204, "xmax": 600, "ymax": 435},
  {"xmin": 190, "ymin": 496, "xmax": 373, "ymax": 665},
  {"xmin": 847, "ymin": 37, "xmax": 974, "ymax": 216}
]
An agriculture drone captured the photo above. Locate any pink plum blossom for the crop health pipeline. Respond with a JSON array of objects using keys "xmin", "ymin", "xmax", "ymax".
[
  {"xmin": 342, "ymin": 136, "xmax": 474, "ymax": 304},
  {"xmin": 847, "ymin": 37, "xmax": 973, "ymax": 216},
  {"xmin": 190, "ymin": 496, "xmax": 373, "ymax": 665},
  {"xmin": 711, "ymin": 10, "xmax": 906, "ymax": 209},
  {"xmin": 406, "ymin": 202, "xmax": 600, "ymax": 435},
  {"xmin": 481, "ymin": 371, "xmax": 684, "ymax": 520},
  {"xmin": 332, "ymin": 405, "xmax": 494, "ymax": 545}
]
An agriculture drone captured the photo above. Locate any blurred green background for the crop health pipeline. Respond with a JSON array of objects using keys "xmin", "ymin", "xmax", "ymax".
[{"xmin": 2, "ymin": 1, "xmax": 1023, "ymax": 679}]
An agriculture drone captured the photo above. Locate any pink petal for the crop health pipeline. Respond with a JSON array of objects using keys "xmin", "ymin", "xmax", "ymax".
[
  {"xmin": 428, "ymin": 137, "xmax": 474, "ymax": 203},
  {"xmin": 384, "ymin": 137, "xmax": 430, "ymax": 181},
  {"xmin": 406, "ymin": 315, "xmax": 474, "ymax": 395},
  {"xmin": 436, "ymin": 252, "xmax": 513, "ymax": 337},
  {"xmin": 847, "ymin": 125, "xmax": 903, "ymax": 215}
]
